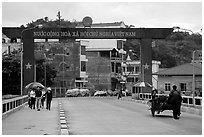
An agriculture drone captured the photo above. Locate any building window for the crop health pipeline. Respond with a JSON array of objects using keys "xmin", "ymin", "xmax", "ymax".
[
  {"xmin": 111, "ymin": 62, "xmax": 115, "ymax": 72},
  {"xmin": 81, "ymin": 46, "xmax": 86, "ymax": 55},
  {"xmin": 180, "ymin": 83, "xmax": 187, "ymax": 91},
  {"xmin": 127, "ymin": 77, "xmax": 134, "ymax": 82},
  {"xmin": 116, "ymin": 63, "xmax": 120, "ymax": 73},
  {"xmin": 60, "ymin": 81, "xmax": 66, "ymax": 87},
  {"xmin": 81, "ymin": 61, "xmax": 86, "ymax": 71},
  {"xmin": 10, "ymin": 38, "xmax": 17, "ymax": 43},
  {"xmin": 135, "ymin": 77, "xmax": 139, "ymax": 82},
  {"xmin": 123, "ymin": 67, "xmax": 125, "ymax": 72},
  {"xmin": 135, "ymin": 66, "xmax": 140, "ymax": 74},
  {"xmin": 127, "ymin": 66, "xmax": 134, "ymax": 72},
  {"xmin": 165, "ymin": 83, "xmax": 171, "ymax": 91},
  {"xmin": 100, "ymin": 51, "xmax": 110, "ymax": 58}
]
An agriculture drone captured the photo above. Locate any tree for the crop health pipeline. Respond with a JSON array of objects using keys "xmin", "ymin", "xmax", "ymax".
[
  {"xmin": 25, "ymin": 12, "xmax": 76, "ymax": 28},
  {"xmin": 2, "ymin": 57, "xmax": 21, "ymax": 95},
  {"xmin": 36, "ymin": 59, "xmax": 57, "ymax": 87}
]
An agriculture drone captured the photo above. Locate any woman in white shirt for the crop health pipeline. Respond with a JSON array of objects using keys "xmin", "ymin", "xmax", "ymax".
[{"xmin": 30, "ymin": 89, "xmax": 36, "ymax": 109}]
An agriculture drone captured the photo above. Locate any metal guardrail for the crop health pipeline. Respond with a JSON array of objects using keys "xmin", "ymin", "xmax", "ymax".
[
  {"xmin": 138, "ymin": 93, "xmax": 202, "ymax": 108},
  {"xmin": 2, "ymin": 95, "xmax": 28, "ymax": 117}
]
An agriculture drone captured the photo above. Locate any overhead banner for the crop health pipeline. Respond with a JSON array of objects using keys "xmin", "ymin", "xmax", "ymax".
[{"xmin": 23, "ymin": 28, "xmax": 173, "ymax": 39}]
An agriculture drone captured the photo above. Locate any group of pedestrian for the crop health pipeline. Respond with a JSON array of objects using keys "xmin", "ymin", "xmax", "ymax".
[{"xmin": 28, "ymin": 87, "xmax": 53, "ymax": 111}]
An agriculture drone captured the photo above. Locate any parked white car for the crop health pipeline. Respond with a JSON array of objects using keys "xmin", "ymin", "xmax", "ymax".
[
  {"xmin": 66, "ymin": 88, "xmax": 90, "ymax": 97},
  {"xmin": 66, "ymin": 89, "xmax": 80, "ymax": 97},
  {"xmin": 94, "ymin": 91, "xmax": 107, "ymax": 96}
]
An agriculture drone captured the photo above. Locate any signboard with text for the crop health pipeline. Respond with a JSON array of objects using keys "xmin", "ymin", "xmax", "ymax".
[{"xmin": 22, "ymin": 28, "xmax": 173, "ymax": 39}]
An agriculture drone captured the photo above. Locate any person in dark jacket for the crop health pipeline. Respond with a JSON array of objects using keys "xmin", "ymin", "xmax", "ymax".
[
  {"xmin": 35, "ymin": 86, "xmax": 42, "ymax": 111},
  {"xmin": 41, "ymin": 89, "xmax": 46, "ymax": 109},
  {"xmin": 151, "ymin": 88, "xmax": 158, "ymax": 100},
  {"xmin": 45, "ymin": 87, "xmax": 53, "ymax": 111},
  {"xmin": 167, "ymin": 85, "xmax": 182, "ymax": 119}
]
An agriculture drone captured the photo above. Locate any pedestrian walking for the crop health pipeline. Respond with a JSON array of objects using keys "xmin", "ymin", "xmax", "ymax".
[
  {"xmin": 45, "ymin": 87, "xmax": 53, "ymax": 111},
  {"xmin": 151, "ymin": 88, "xmax": 158, "ymax": 100},
  {"xmin": 117, "ymin": 89, "xmax": 122, "ymax": 99},
  {"xmin": 30, "ymin": 89, "xmax": 36, "ymax": 109},
  {"xmin": 167, "ymin": 85, "xmax": 182, "ymax": 119},
  {"xmin": 41, "ymin": 89, "xmax": 46, "ymax": 109},
  {"xmin": 35, "ymin": 86, "xmax": 42, "ymax": 111}
]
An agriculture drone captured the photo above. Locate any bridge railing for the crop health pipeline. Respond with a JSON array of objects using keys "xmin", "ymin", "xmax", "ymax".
[
  {"xmin": 2, "ymin": 95, "xmax": 28, "ymax": 118},
  {"xmin": 138, "ymin": 93, "xmax": 202, "ymax": 108}
]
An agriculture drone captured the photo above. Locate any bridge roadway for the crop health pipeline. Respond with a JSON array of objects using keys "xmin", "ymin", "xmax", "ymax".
[{"xmin": 2, "ymin": 97, "xmax": 202, "ymax": 135}]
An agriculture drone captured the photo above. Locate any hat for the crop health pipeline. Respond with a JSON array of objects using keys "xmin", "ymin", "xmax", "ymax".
[{"xmin": 47, "ymin": 87, "xmax": 52, "ymax": 91}]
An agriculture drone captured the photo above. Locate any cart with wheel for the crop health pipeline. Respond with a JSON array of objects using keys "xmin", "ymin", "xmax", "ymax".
[{"xmin": 148, "ymin": 95, "xmax": 174, "ymax": 117}]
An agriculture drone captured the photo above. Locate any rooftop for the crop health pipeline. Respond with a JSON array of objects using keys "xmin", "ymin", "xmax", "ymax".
[{"xmin": 86, "ymin": 47, "xmax": 118, "ymax": 52}]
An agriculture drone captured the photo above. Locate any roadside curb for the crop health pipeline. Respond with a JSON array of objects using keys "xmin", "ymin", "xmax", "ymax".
[
  {"xmin": 58, "ymin": 100, "xmax": 69, "ymax": 135},
  {"xmin": 121, "ymin": 97, "xmax": 202, "ymax": 116}
]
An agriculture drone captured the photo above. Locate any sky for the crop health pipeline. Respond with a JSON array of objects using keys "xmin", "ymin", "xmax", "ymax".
[{"xmin": 1, "ymin": 1, "xmax": 203, "ymax": 33}]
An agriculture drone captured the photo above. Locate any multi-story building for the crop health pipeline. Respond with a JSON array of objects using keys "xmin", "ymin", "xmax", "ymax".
[
  {"xmin": 86, "ymin": 46, "xmax": 161, "ymax": 92},
  {"xmin": 34, "ymin": 39, "xmax": 89, "ymax": 89},
  {"xmin": 86, "ymin": 47, "xmax": 121, "ymax": 90},
  {"xmin": 123, "ymin": 57, "xmax": 161, "ymax": 94},
  {"xmin": 76, "ymin": 21, "xmax": 127, "ymax": 91}
]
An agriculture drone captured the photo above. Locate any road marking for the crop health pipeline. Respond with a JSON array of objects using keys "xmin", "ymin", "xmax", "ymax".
[{"xmin": 58, "ymin": 100, "xmax": 69, "ymax": 135}]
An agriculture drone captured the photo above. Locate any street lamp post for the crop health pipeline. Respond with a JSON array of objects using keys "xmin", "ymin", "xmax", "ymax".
[
  {"xmin": 44, "ymin": 53, "xmax": 47, "ymax": 87},
  {"xmin": 20, "ymin": 46, "xmax": 23, "ymax": 96},
  {"xmin": 192, "ymin": 50, "xmax": 196, "ymax": 106}
]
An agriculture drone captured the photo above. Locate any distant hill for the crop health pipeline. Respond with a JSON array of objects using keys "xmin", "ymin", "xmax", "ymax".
[{"xmin": 124, "ymin": 32, "xmax": 202, "ymax": 68}]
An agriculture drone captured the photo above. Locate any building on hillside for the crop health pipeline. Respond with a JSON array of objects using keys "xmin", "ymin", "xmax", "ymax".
[{"xmin": 154, "ymin": 62, "xmax": 202, "ymax": 96}]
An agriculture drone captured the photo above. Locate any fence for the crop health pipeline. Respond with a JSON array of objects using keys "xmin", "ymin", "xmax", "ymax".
[
  {"xmin": 2, "ymin": 95, "xmax": 28, "ymax": 118},
  {"xmin": 52, "ymin": 87, "xmax": 67, "ymax": 98},
  {"xmin": 138, "ymin": 93, "xmax": 202, "ymax": 108}
]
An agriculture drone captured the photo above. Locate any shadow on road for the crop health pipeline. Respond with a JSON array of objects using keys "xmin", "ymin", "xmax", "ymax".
[{"xmin": 154, "ymin": 114, "xmax": 173, "ymax": 118}]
